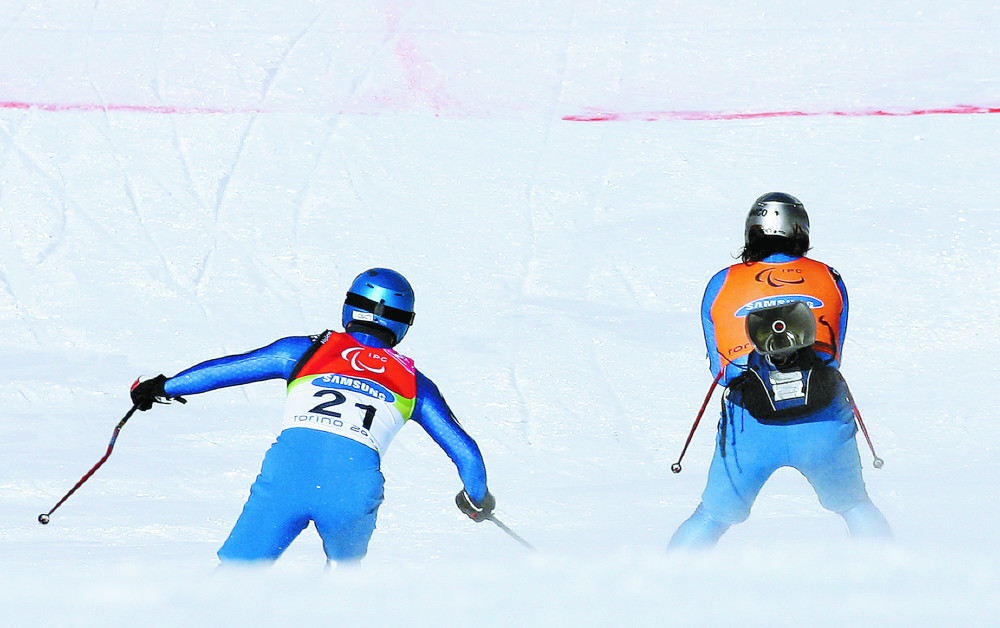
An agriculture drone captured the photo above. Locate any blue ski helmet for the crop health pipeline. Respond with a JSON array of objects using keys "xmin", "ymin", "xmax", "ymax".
[{"xmin": 342, "ymin": 268, "xmax": 415, "ymax": 345}]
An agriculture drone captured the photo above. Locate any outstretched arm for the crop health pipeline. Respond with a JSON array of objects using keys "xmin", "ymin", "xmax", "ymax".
[
  {"xmin": 410, "ymin": 369, "xmax": 489, "ymax": 503},
  {"xmin": 162, "ymin": 336, "xmax": 315, "ymax": 397}
]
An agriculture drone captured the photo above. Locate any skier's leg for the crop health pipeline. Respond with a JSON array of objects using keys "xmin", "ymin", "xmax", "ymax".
[
  {"xmin": 668, "ymin": 503, "xmax": 730, "ymax": 548},
  {"xmin": 315, "ymin": 501, "xmax": 381, "ymax": 562},
  {"xmin": 216, "ymin": 439, "xmax": 312, "ymax": 562},
  {"xmin": 217, "ymin": 473, "xmax": 310, "ymax": 562},
  {"xmin": 839, "ymin": 500, "xmax": 892, "ymax": 538},
  {"xmin": 312, "ymin": 467, "xmax": 385, "ymax": 563},
  {"xmin": 669, "ymin": 408, "xmax": 778, "ymax": 549},
  {"xmin": 794, "ymin": 404, "xmax": 892, "ymax": 539}
]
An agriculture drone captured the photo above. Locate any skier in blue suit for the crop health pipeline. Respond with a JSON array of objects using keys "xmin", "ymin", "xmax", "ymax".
[
  {"xmin": 131, "ymin": 268, "xmax": 495, "ymax": 563},
  {"xmin": 669, "ymin": 193, "xmax": 891, "ymax": 549}
]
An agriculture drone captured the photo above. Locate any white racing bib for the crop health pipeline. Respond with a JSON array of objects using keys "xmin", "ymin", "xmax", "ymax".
[{"xmin": 282, "ymin": 373, "xmax": 410, "ymax": 455}]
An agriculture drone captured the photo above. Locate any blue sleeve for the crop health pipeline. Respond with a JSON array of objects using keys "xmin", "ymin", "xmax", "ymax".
[
  {"xmin": 831, "ymin": 266, "xmax": 849, "ymax": 362},
  {"xmin": 701, "ymin": 268, "xmax": 726, "ymax": 378},
  {"xmin": 163, "ymin": 336, "xmax": 314, "ymax": 397},
  {"xmin": 702, "ymin": 267, "xmax": 744, "ymax": 384},
  {"xmin": 410, "ymin": 369, "xmax": 489, "ymax": 503}
]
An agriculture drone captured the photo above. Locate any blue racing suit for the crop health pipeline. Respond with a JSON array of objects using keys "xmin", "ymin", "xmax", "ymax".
[
  {"xmin": 669, "ymin": 254, "xmax": 890, "ymax": 548},
  {"xmin": 162, "ymin": 328, "xmax": 489, "ymax": 562}
]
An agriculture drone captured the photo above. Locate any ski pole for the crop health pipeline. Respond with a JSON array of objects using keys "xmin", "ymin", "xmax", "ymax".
[
  {"xmin": 487, "ymin": 515, "xmax": 535, "ymax": 551},
  {"xmin": 671, "ymin": 369, "xmax": 724, "ymax": 474},
  {"xmin": 844, "ymin": 387, "xmax": 884, "ymax": 469},
  {"xmin": 38, "ymin": 404, "xmax": 140, "ymax": 524},
  {"xmin": 37, "ymin": 397, "xmax": 187, "ymax": 524}
]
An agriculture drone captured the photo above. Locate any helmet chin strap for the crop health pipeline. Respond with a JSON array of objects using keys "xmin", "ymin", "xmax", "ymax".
[{"xmin": 345, "ymin": 321, "xmax": 398, "ymax": 348}]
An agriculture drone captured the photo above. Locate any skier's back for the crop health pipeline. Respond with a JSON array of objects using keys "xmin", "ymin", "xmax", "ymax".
[
  {"xmin": 669, "ymin": 193, "xmax": 891, "ymax": 548},
  {"xmin": 131, "ymin": 268, "xmax": 497, "ymax": 563}
]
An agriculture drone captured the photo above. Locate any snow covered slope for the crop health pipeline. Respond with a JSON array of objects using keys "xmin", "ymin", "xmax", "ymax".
[{"xmin": 2, "ymin": 1, "xmax": 999, "ymax": 625}]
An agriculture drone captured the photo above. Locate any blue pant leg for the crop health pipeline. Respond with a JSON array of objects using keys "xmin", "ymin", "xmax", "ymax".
[
  {"xmin": 312, "ymin": 474, "xmax": 384, "ymax": 562},
  {"xmin": 217, "ymin": 470, "xmax": 310, "ymax": 562},
  {"xmin": 789, "ymin": 402, "xmax": 892, "ymax": 538},
  {"xmin": 790, "ymin": 402, "xmax": 874, "ymax": 511},
  {"xmin": 217, "ymin": 433, "xmax": 317, "ymax": 562},
  {"xmin": 670, "ymin": 404, "xmax": 785, "ymax": 549},
  {"xmin": 293, "ymin": 430, "xmax": 385, "ymax": 562},
  {"xmin": 700, "ymin": 403, "xmax": 785, "ymax": 524},
  {"xmin": 840, "ymin": 501, "xmax": 892, "ymax": 538},
  {"xmin": 668, "ymin": 503, "xmax": 731, "ymax": 549},
  {"xmin": 217, "ymin": 429, "xmax": 389, "ymax": 562}
]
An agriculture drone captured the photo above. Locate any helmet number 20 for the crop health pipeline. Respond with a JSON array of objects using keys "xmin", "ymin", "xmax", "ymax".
[{"xmin": 309, "ymin": 389, "xmax": 377, "ymax": 430}]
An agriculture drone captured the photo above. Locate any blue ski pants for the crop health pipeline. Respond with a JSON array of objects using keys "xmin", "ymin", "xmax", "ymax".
[
  {"xmin": 218, "ymin": 427, "xmax": 384, "ymax": 563},
  {"xmin": 669, "ymin": 396, "xmax": 890, "ymax": 548}
]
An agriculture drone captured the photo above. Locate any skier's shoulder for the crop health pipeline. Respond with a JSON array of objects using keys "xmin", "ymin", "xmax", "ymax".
[
  {"xmin": 305, "ymin": 329, "xmax": 339, "ymax": 345},
  {"xmin": 251, "ymin": 334, "xmax": 315, "ymax": 361},
  {"xmin": 414, "ymin": 367, "xmax": 440, "ymax": 398},
  {"xmin": 826, "ymin": 263, "xmax": 843, "ymax": 282},
  {"xmin": 711, "ymin": 264, "xmax": 732, "ymax": 282},
  {"xmin": 285, "ymin": 330, "xmax": 338, "ymax": 357},
  {"xmin": 797, "ymin": 254, "xmax": 842, "ymax": 280},
  {"xmin": 704, "ymin": 264, "xmax": 732, "ymax": 299}
]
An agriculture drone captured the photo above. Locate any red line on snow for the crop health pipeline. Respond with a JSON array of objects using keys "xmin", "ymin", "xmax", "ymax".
[
  {"xmin": 563, "ymin": 105, "xmax": 1000, "ymax": 121},
  {"xmin": 3, "ymin": 100, "xmax": 999, "ymax": 120}
]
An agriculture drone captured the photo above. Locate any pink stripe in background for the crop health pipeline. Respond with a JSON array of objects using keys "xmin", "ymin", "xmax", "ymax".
[
  {"xmin": 563, "ymin": 105, "xmax": 1000, "ymax": 121},
  {"xmin": 3, "ymin": 99, "xmax": 999, "ymax": 120}
]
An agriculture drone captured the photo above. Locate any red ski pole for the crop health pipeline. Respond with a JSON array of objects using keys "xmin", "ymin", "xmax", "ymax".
[
  {"xmin": 37, "ymin": 391, "xmax": 186, "ymax": 524},
  {"xmin": 844, "ymin": 387, "xmax": 884, "ymax": 469},
  {"xmin": 671, "ymin": 369, "xmax": 724, "ymax": 474},
  {"xmin": 38, "ymin": 404, "xmax": 142, "ymax": 524}
]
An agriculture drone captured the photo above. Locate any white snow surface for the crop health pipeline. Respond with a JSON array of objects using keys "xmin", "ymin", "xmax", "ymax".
[{"xmin": 2, "ymin": 1, "xmax": 999, "ymax": 625}]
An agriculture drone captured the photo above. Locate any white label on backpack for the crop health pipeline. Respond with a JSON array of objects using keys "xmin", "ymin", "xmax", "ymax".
[{"xmin": 769, "ymin": 369, "xmax": 805, "ymax": 401}]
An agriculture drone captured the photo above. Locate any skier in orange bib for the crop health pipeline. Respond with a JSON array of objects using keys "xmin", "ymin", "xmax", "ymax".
[{"xmin": 669, "ymin": 193, "xmax": 891, "ymax": 548}]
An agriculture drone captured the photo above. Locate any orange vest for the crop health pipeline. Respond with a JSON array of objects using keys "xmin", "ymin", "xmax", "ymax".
[
  {"xmin": 289, "ymin": 330, "xmax": 417, "ymax": 417},
  {"xmin": 710, "ymin": 258, "xmax": 843, "ymax": 363}
]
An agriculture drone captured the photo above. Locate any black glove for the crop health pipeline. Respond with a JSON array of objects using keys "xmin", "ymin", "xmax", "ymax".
[
  {"xmin": 456, "ymin": 490, "xmax": 495, "ymax": 522},
  {"xmin": 130, "ymin": 375, "xmax": 182, "ymax": 411}
]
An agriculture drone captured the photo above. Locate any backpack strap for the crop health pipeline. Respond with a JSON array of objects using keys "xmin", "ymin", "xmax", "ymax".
[{"xmin": 286, "ymin": 330, "xmax": 333, "ymax": 383}]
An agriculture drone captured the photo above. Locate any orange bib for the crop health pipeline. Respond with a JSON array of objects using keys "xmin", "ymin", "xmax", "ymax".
[
  {"xmin": 710, "ymin": 258, "xmax": 843, "ymax": 363},
  {"xmin": 290, "ymin": 330, "xmax": 417, "ymax": 402},
  {"xmin": 283, "ymin": 331, "xmax": 417, "ymax": 454}
]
